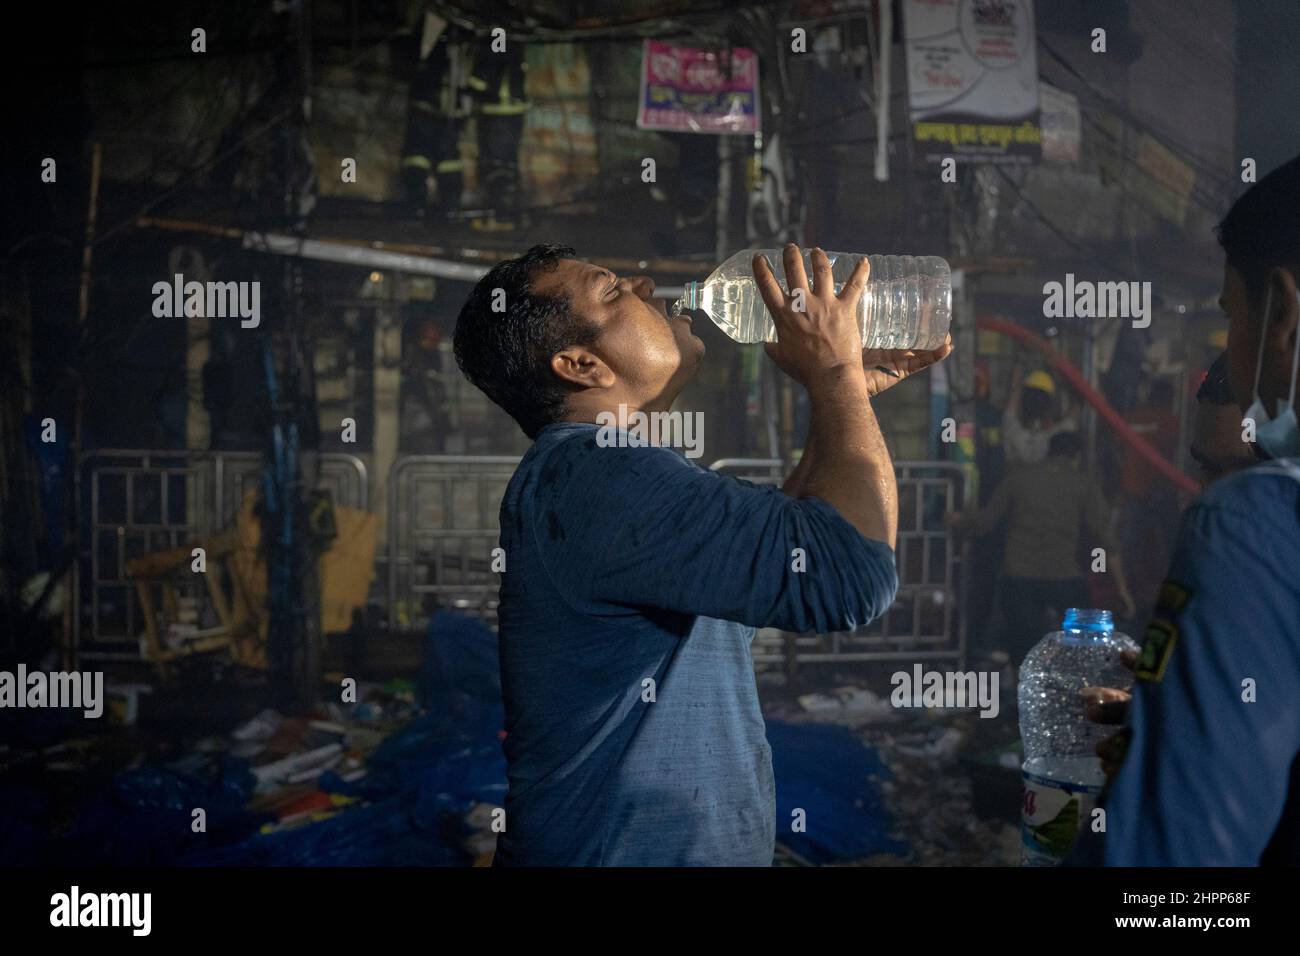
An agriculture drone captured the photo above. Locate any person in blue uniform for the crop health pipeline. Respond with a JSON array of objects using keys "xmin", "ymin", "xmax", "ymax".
[{"xmin": 1081, "ymin": 155, "xmax": 1300, "ymax": 865}]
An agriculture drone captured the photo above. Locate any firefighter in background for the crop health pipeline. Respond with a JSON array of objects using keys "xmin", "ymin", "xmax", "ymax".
[
  {"xmin": 466, "ymin": 35, "xmax": 528, "ymax": 231},
  {"xmin": 948, "ymin": 431, "xmax": 1136, "ymax": 665},
  {"xmin": 1003, "ymin": 366, "xmax": 1078, "ymax": 465},
  {"xmin": 401, "ymin": 15, "xmax": 466, "ymax": 217}
]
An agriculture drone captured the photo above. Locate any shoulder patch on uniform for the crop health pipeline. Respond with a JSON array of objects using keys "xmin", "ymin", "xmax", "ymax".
[
  {"xmin": 1136, "ymin": 617, "xmax": 1179, "ymax": 683},
  {"xmin": 1155, "ymin": 579, "xmax": 1191, "ymax": 614}
]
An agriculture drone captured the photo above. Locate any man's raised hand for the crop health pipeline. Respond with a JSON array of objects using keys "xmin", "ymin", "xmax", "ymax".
[{"xmin": 753, "ymin": 244, "xmax": 867, "ymax": 389}]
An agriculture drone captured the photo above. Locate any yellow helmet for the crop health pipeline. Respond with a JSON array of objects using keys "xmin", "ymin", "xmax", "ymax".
[{"xmin": 1024, "ymin": 370, "xmax": 1056, "ymax": 395}]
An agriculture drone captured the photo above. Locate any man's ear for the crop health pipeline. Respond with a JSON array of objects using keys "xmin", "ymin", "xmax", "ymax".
[
  {"xmin": 551, "ymin": 347, "xmax": 615, "ymax": 390},
  {"xmin": 1255, "ymin": 267, "xmax": 1300, "ymax": 408},
  {"xmin": 1263, "ymin": 267, "xmax": 1300, "ymax": 369}
]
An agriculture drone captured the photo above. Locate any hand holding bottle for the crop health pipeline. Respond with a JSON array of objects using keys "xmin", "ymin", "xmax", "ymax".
[
  {"xmin": 752, "ymin": 244, "xmax": 868, "ymax": 388},
  {"xmin": 862, "ymin": 334, "xmax": 953, "ymax": 397},
  {"xmin": 754, "ymin": 244, "xmax": 897, "ymax": 545},
  {"xmin": 1081, "ymin": 648, "xmax": 1139, "ymax": 783}
]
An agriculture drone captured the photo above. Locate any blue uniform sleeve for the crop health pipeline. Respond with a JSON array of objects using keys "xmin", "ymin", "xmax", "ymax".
[
  {"xmin": 1103, "ymin": 470, "xmax": 1300, "ymax": 865},
  {"xmin": 527, "ymin": 433, "xmax": 898, "ymax": 633}
]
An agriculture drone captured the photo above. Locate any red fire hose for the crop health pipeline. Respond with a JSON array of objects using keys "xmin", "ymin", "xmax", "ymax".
[{"xmin": 976, "ymin": 315, "xmax": 1200, "ymax": 496}]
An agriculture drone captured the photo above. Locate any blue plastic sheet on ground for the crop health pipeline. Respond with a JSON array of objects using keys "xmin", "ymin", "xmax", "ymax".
[
  {"xmin": 21, "ymin": 610, "xmax": 902, "ymax": 866},
  {"xmin": 50, "ymin": 757, "xmax": 262, "ymax": 866},
  {"xmin": 320, "ymin": 608, "xmax": 507, "ymax": 809},
  {"xmin": 316, "ymin": 708, "xmax": 507, "ymax": 811},
  {"xmin": 420, "ymin": 608, "xmax": 502, "ymax": 708},
  {"xmin": 767, "ymin": 720, "xmax": 906, "ymax": 864},
  {"xmin": 187, "ymin": 610, "xmax": 508, "ymax": 866},
  {"xmin": 187, "ymin": 789, "xmax": 467, "ymax": 867}
]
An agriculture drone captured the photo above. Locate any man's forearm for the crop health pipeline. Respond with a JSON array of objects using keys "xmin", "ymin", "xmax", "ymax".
[{"xmin": 797, "ymin": 365, "xmax": 898, "ymax": 548}]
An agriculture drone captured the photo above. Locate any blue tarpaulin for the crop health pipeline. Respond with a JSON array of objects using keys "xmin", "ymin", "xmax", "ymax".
[
  {"xmin": 187, "ymin": 609, "xmax": 508, "ymax": 866},
  {"xmin": 49, "ymin": 758, "xmax": 262, "ymax": 866},
  {"xmin": 9, "ymin": 609, "xmax": 903, "ymax": 866},
  {"xmin": 767, "ymin": 720, "xmax": 905, "ymax": 864}
]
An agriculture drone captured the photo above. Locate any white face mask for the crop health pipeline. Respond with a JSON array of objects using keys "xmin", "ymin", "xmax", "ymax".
[{"xmin": 1243, "ymin": 286, "xmax": 1300, "ymax": 460}]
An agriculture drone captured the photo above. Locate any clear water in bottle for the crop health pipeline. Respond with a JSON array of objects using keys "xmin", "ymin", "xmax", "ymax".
[
  {"xmin": 1018, "ymin": 607, "xmax": 1138, "ymax": 866},
  {"xmin": 671, "ymin": 248, "xmax": 951, "ymax": 350}
]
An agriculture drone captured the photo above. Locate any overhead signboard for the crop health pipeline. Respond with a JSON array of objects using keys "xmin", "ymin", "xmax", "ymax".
[
  {"xmin": 903, "ymin": 0, "xmax": 1042, "ymax": 166},
  {"xmin": 636, "ymin": 40, "xmax": 760, "ymax": 135}
]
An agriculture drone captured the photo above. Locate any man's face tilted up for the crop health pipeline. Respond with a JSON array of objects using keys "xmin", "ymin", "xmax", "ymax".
[
  {"xmin": 454, "ymin": 244, "xmax": 709, "ymax": 442},
  {"xmin": 533, "ymin": 260, "xmax": 705, "ymax": 421}
]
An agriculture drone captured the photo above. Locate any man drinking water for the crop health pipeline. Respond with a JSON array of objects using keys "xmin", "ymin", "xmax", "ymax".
[{"xmin": 453, "ymin": 243, "xmax": 951, "ymax": 865}]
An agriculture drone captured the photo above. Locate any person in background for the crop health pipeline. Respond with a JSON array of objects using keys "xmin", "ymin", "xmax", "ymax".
[
  {"xmin": 948, "ymin": 430, "xmax": 1136, "ymax": 666},
  {"xmin": 400, "ymin": 15, "xmax": 466, "ymax": 217},
  {"xmin": 1003, "ymin": 366, "xmax": 1078, "ymax": 465},
  {"xmin": 1110, "ymin": 359, "xmax": 1253, "ymax": 624},
  {"xmin": 467, "ymin": 37, "xmax": 528, "ymax": 230},
  {"xmin": 1117, "ymin": 378, "xmax": 1182, "ymax": 620},
  {"xmin": 1077, "ymin": 353, "xmax": 1253, "ymax": 830}
]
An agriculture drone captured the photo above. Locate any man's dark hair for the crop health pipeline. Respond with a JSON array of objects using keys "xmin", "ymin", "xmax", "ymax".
[
  {"xmin": 1217, "ymin": 155, "xmax": 1300, "ymax": 305},
  {"xmin": 1196, "ymin": 351, "xmax": 1235, "ymax": 406},
  {"xmin": 453, "ymin": 243, "xmax": 598, "ymax": 439},
  {"xmin": 1048, "ymin": 430, "xmax": 1084, "ymax": 458}
]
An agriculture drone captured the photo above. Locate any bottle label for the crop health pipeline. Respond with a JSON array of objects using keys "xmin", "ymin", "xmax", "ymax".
[{"xmin": 1019, "ymin": 768, "xmax": 1104, "ymax": 866}]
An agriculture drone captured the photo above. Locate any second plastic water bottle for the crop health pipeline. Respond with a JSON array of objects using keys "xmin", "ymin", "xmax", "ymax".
[
  {"xmin": 1017, "ymin": 608, "xmax": 1138, "ymax": 866},
  {"xmin": 672, "ymin": 248, "xmax": 951, "ymax": 350}
]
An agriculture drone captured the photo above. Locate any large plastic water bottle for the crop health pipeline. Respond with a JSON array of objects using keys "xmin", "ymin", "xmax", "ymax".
[
  {"xmin": 1018, "ymin": 608, "xmax": 1138, "ymax": 866},
  {"xmin": 671, "ymin": 248, "xmax": 951, "ymax": 350}
]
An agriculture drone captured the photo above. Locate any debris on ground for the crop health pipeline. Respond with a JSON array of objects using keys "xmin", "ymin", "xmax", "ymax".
[
  {"xmin": 1, "ymin": 610, "xmax": 507, "ymax": 867},
  {"xmin": 767, "ymin": 673, "xmax": 1024, "ymax": 866},
  {"xmin": 796, "ymin": 685, "xmax": 896, "ymax": 725},
  {"xmin": 5, "ymin": 622, "xmax": 1029, "ymax": 867}
]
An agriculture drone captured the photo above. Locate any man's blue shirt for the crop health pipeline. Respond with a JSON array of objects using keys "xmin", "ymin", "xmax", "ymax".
[{"xmin": 492, "ymin": 422, "xmax": 899, "ymax": 866}]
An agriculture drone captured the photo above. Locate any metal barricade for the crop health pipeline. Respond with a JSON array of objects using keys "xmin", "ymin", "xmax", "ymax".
[
  {"xmin": 76, "ymin": 449, "xmax": 368, "ymax": 664},
  {"xmin": 214, "ymin": 451, "xmax": 369, "ymax": 526},
  {"xmin": 384, "ymin": 454, "xmax": 966, "ymax": 669},
  {"xmin": 386, "ymin": 455, "xmax": 519, "ymax": 630},
  {"xmin": 78, "ymin": 451, "xmax": 211, "ymax": 663},
  {"xmin": 385, "ymin": 455, "xmax": 784, "ymax": 630},
  {"xmin": 778, "ymin": 461, "xmax": 968, "ymax": 669}
]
